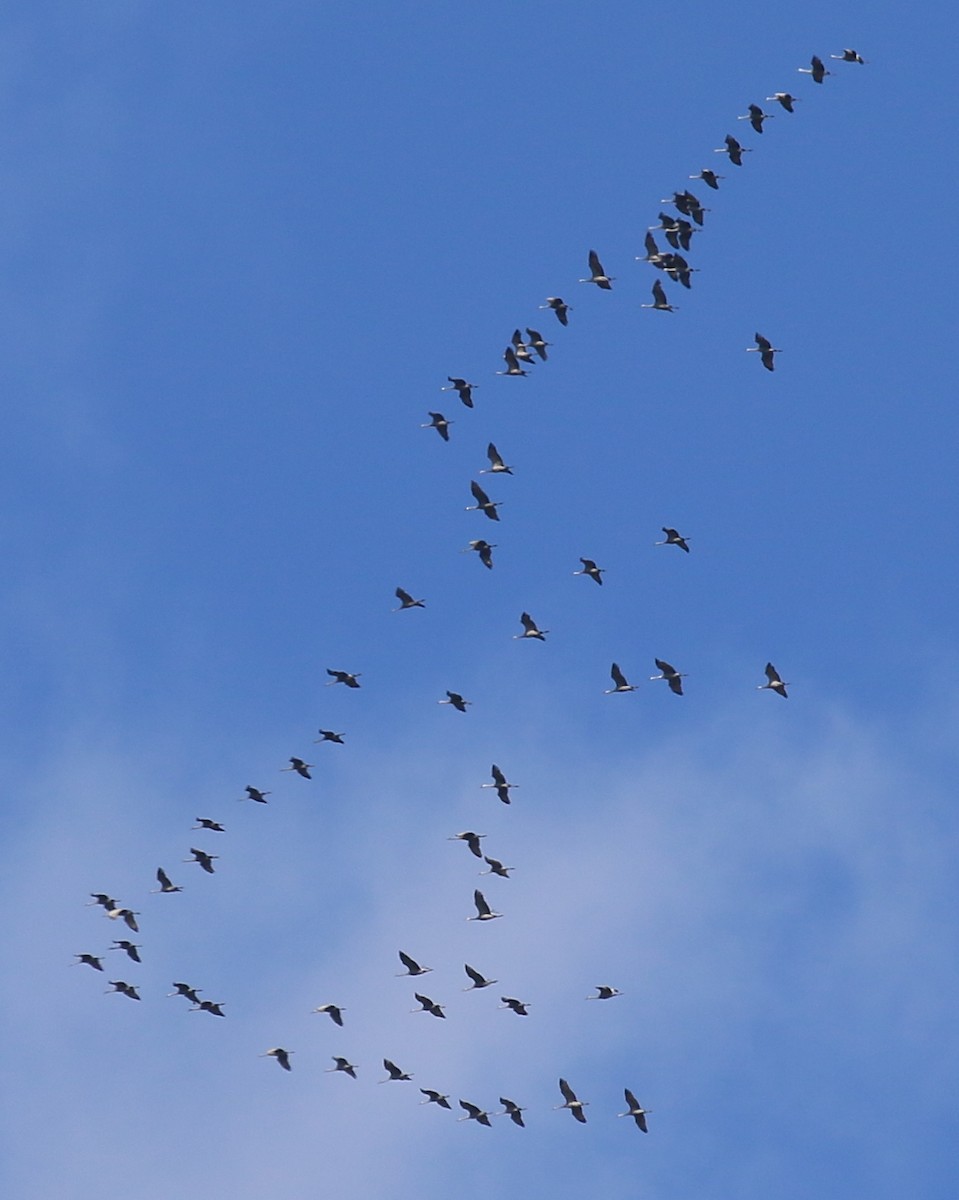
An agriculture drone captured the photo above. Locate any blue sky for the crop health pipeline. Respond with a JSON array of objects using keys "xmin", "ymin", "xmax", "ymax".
[{"xmin": 2, "ymin": 3, "xmax": 959, "ymax": 1197}]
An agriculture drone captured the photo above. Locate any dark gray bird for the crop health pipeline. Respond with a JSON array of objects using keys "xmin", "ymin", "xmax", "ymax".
[
  {"xmin": 192, "ymin": 999, "xmax": 225, "ymax": 1017},
  {"xmin": 514, "ymin": 611, "xmax": 547, "ymax": 640},
  {"xmin": 261, "ymin": 1047, "xmax": 293, "ymax": 1071},
  {"xmin": 716, "ymin": 134, "xmax": 751, "ymax": 165},
  {"xmin": 442, "ymin": 377, "xmax": 476, "ymax": 408},
  {"xmin": 465, "ymin": 539, "xmax": 495, "ymax": 570},
  {"xmin": 152, "ymin": 867, "xmax": 182, "ymax": 893},
  {"xmin": 169, "ymin": 982, "xmax": 202, "ymax": 1003},
  {"xmin": 574, "ymin": 557, "xmax": 604, "ymax": 585},
  {"xmin": 831, "ymin": 48, "xmax": 866, "ymax": 63},
  {"xmin": 439, "ymin": 690, "xmax": 471, "ymax": 712},
  {"xmin": 640, "ymin": 279, "xmax": 676, "ymax": 312},
  {"xmin": 107, "ymin": 908, "xmax": 140, "ymax": 932},
  {"xmin": 747, "ymin": 332, "xmax": 780, "ymax": 371},
  {"xmin": 242, "ymin": 786, "xmax": 271, "ymax": 803},
  {"xmin": 449, "ymin": 831, "xmax": 485, "ymax": 858},
  {"xmin": 759, "ymin": 662, "xmax": 789, "ymax": 698},
  {"xmin": 184, "ymin": 847, "xmax": 218, "ymax": 873},
  {"xmin": 619, "ymin": 1089, "xmax": 651, "ymax": 1131},
  {"xmin": 638, "ymin": 230, "xmax": 665, "ymax": 266},
  {"xmin": 690, "ymin": 167, "xmax": 723, "ymax": 189},
  {"xmin": 458, "ymin": 1100, "xmax": 493, "ymax": 1126},
  {"xmin": 798, "ymin": 54, "xmax": 831, "ymax": 83},
  {"xmin": 480, "ymin": 443, "xmax": 512, "ymax": 475},
  {"xmin": 556, "ymin": 1078, "xmax": 588, "ymax": 1123},
  {"xmin": 397, "ymin": 951, "xmax": 432, "ymax": 977},
  {"xmin": 110, "ymin": 940, "xmax": 141, "ymax": 963},
  {"xmin": 73, "ymin": 953, "xmax": 103, "ymax": 971},
  {"xmin": 394, "ymin": 587, "xmax": 425, "ymax": 610},
  {"xmin": 106, "ymin": 980, "xmax": 140, "ymax": 1001},
  {"xmin": 656, "ymin": 527, "xmax": 690, "ymax": 552},
  {"xmin": 510, "ymin": 329, "xmax": 536, "ymax": 364},
  {"xmin": 579, "ymin": 249, "xmax": 614, "ymax": 289},
  {"xmin": 481, "ymin": 856, "xmax": 513, "ymax": 879},
  {"xmin": 605, "ymin": 662, "xmax": 636, "ymax": 693},
  {"xmin": 767, "ymin": 91, "xmax": 800, "ymax": 113},
  {"xmin": 497, "ymin": 346, "xmax": 528, "ymax": 377},
  {"xmin": 467, "ymin": 480, "xmax": 501, "ymax": 521},
  {"xmin": 192, "ymin": 818, "xmax": 225, "ymax": 832},
  {"xmin": 326, "ymin": 669, "xmax": 361, "ymax": 688},
  {"xmin": 739, "ymin": 103, "xmax": 773, "ymax": 133},
  {"xmin": 468, "ymin": 889, "xmax": 501, "ymax": 922},
  {"xmin": 481, "ymin": 763, "xmax": 516, "ymax": 805},
  {"xmin": 380, "ymin": 1058, "xmax": 412, "ymax": 1083},
  {"xmin": 281, "ymin": 757, "xmax": 313, "ymax": 780},
  {"xmin": 651, "ymin": 659, "xmax": 686, "ymax": 695},
  {"xmin": 499, "ymin": 1097, "xmax": 526, "ymax": 1127},
  {"xmin": 88, "ymin": 893, "xmax": 119, "ymax": 912},
  {"xmin": 540, "ymin": 296, "xmax": 571, "ymax": 325},
  {"xmin": 525, "ymin": 328, "xmax": 549, "ymax": 360},
  {"xmin": 463, "ymin": 963, "xmax": 497, "ymax": 990},
  {"xmin": 420, "ymin": 1089, "xmax": 452, "ymax": 1108},
  {"xmin": 312, "ymin": 1003, "xmax": 345, "ymax": 1026},
  {"xmin": 588, "ymin": 985, "xmax": 622, "ymax": 1000},
  {"xmin": 421, "ymin": 411, "xmax": 452, "ymax": 441},
  {"xmin": 314, "ymin": 729, "xmax": 345, "ymax": 744},
  {"xmin": 326, "ymin": 1056, "xmax": 358, "ymax": 1078},
  {"xmin": 500, "ymin": 996, "xmax": 530, "ymax": 1016},
  {"xmin": 412, "ymin": 992, "xmax": 446, "ymax": 1018}
]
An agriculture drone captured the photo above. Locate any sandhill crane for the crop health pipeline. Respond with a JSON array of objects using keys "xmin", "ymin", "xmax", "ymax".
[
  {"xmin": 497, "ymin": 346, "xmax": 528, "ymax": 377},
  {"xmin": 463, "ymin": 963, "xmax": 497, "ymax": 990},
  {"xmin": 767, "ymin": 91, "xmax": 800, "ymax": 112},
  {"xmin": 464, "ymin": 539, "xmax": 495, "ymax": 569},
  {"xmin": 420, "ymin": 1089, "xmax": 452, "ymax": 1108},
  {"xmin": 514, "ymin": 611, "xmax": 547, "ymax": 640},
  {"xmin": 326, "ymin": 669, "xmax": 361, "ymax": 688},
  {"xmin": 656, "ymin": 527, "xmax": 690, "ymax": 552},
  {"xmin": 798, "ymin": 54, "xmax": 831, "ymax": 83},
  {"xmin": 458, "ymin": 1100, "xmax": 493, "ymax": 1126},
  {"xmin": 442, "ymin": 377, "xmax": 476, "ymax": 408},
  {"xmin": 619, "ymin": 1089, "xmax": 651, "ymax": 1131},
  {"xmin": 242, "ymin": 786, "xmax": 271, "ymax": 803},
  {"xmin": 574, "ymin": 557, "xmax": 604, "ymax": 585},
  {"xmin": 664, "ymin": 189, "xmax": 708, "ymax": 225},
  {"xmin": 394, "ymin": 587, "xmax": 425, "ymax": 610},
  {"xmin": 282, "ymin": 757, "xmax": 314, "ymax": 779},
  {"xmin": 540, "ymin": 296, "xmax": 571, "ymax": 325},
  {"xmin": 468, "ymin": 889, "xmax": 501, "ymax": 922},
  {"xmin": 588, "ymin": 985, "xmax": 622, "ymax": 1000},
  {"xmin": 169, "ymin": 982, "xmax": 201, "ymax": 1003},
  {"xmin": 152, "ymin": 867, "xmax": 182, "ymax": 893},
  {"xmin": 481, "ymin": 856, "xmax": 512, "ymax": 879},
  {"xmin": 716, "ymin": 134, "xmax": 751, "ymax": 165},
  {"xmin": 637, "ymin": 230, "xmax": 664, "ymax": 266},
  {"xmin": 107, "ymin": 908, "xmax": 140, "ymax": 932},
  {"xmin": 480, "ymin": 443, "xmax": 512, "ymax": 475},
  {"xmin": 500, "ymin": 996, "xmax": 530, "ymax": 1016},
  {"xmin": 481, "ymin": 763, "xmax": 516, "ymax": 804},
  {"xmin": 449, "ymin": 831, "xmax": 485, "ymax": 858},
  {"xmin": 261, "ymin": 1047, "xmax": 293, "ymax": 1071},
  {"xmin": 499, "ymin": 1098, "xmax": 527, "ymax": 1127},
  {"xmin": 525, "ymin": 328, "xmax": 549, "ymax": 359},
  {"xmin": 106, "ymin": 980, "xmax": 140, "ymax": 1000},
  {"xmin": 412, "ymin": 993, "xmax": 446, "ymax": 1019},
  {"xmin": 421, "ymin": 411, "xmax": 451, "ymax": 441},
  {"xmin": 555, "ymin": 1078, "xmax": 588, "ymax": 1123},
  {"xmin": 739, "ymin": 103, "xmax": 773, "ymax": 133},
  {"xmin": 605, "ymin": 662, "xmax": 636, "ymax": 693},
  {"xmin": 397, "ymin": 951, "xmax": 432, "ymax": 977},
  {"xmin": 661, "ymin": 252, "xmax": 697, "ymax": 289},
  {"xmin": 690, "ymin": 167, "xmax": 723, "ymax": 189},
  {"xmin": 439, "ymin": 690, "xmax": 471, "ymax": 712},
  {"xmin": 467, "ymin": 480, "xmax": 501, "ymax": 521},
  {"xmin": 759, "ymin": 662, "xmax": 789, "ymax": 698},
  {"xmin": 88, "ymin": 893, "xmax": 119, "ymax": 911},
  {"xmin": 579, "ymin": 249, "xmax": 614, "ymax": 289},
  {"xmin": 110, "ymin": 940, "xmax": 141, "ymax": 963},
  {"xmin": 747, "ymin": 331, "xmax": 780, "ymax": 371},
  {"xmin": 192, "ymin": 818, "xmax": 225, "ymax": 832},
  {"xmin": 313, "ymin": 1003, "xmax": 345, "ymax": 1026},
  {"xmin": 832, "ymin": 48, "xmax": 866, "ymax": 63},
  {"xmin": 651, "ymin": 659, "xmax": 686, "ymax": 695},
  {"xmin": 652, "ymin": 213, "xmax": 697, "ymax": 252},
  {"xmin": 191, "ymin": 999, "xmax": 225, "ymax": 1017},
  {"xmin": 510, "ymin": 329, "xmax": 536, "ymax": 364},
  {"xmin": 640, "ymin": 279, "xmax": 676, "ymax": 312},
  {"xmin": 314, "ymin": 729, "xmax": 345, "ymax": 744},
  {"xmin": 380, "ymin": 1058, "xmax": 412, "ymax": 1082},
  {"xmin": 73, "ymin": 953, "xmax": 103, "ymax": 971},
  {"xmin": 326, "ymin": 1056, "xmax": 358, "ymax": 1078},
  {"xmin": 184, "ymin": 848, "xmax": 218, "ymax": 873}
]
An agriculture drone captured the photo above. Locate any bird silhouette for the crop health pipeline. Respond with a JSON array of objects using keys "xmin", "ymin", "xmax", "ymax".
[
  {"xmin": 468, "ymin": 890, "xmax": 502, "ymax": 922},
  {"xmin": 421, "ymin": 411, "xmax": 452, "ymax": 441},
  {"xmin": 261, "ymin": 1047, "xmax": 293, "ymax": 1071},
  {"xmin": 555, "ymin": 1078, "xmax": 588, "ymax": 1122},
  {"xmin": 605, "ymin": 662, "xmax": 636, "ymax": 693},
  {"xmin": 651, "ymin": 659, "xmax": 686, "ymax": 695},
  {"xmin": 758, "ymin": 662, "xmax": 789, "ymax": 698}
]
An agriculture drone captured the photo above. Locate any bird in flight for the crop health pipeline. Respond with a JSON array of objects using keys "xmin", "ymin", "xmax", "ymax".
[
  {"xmin": 464, "ymin": 539, "xmax": 495, "ymax": 570},
  {"xmin": 397, "ymin": 950, "xmax": 432, "ymax": 977},
  {"xmin": 798, "ymin": 54, "xmax": 831, "ymax": 83},
  {"xmin": 449, "ymin": 830, "xmax": 486, "ymax": 858},
  {"xmin": 689, "ymin": 167, "xmax": 723, "ymax": 190},
  {"xmin": 420, "ymin": 1089, "xmax": 452, "ymax": 1108},
  {"xmin": 605, "ymin": 662, "xmax": 636, "ymax": 694},
  {"xmin": 468, "ymin": 890, "xmax": 501, "ymax": 921},
  {"xmin": 326, "ymin": 669, "xmax": 361, "ymax": 688},
  {"xmin": 481, "ymin": 763, "xmax": 516, "ymax": 805},
  {"xmin": 467, "ymin": 480, "xmax": 501, "ymax": 521},
  {"xmin": 261, "ymin": 1047, "xmax": 293, "ymax": 1071},
  {"xmin": 747, "ymin": 332, "xmax": 780, "ymax": 371},
  {"xmin": 640, "ymin": 279, "xmax": 676, "ymax": 312},
  {"xmin": 439, "ymin": 690, "xmax": 471, "ymax": 713},
  {"xmin": 192, "ymin": 818, "xmax": 225, "ymax": 832},
  {"xmin": 312, "ymin": 1003, "xmax": 345, "ymax": 1026},
  {"xmin": 442, "ymin": 377, "xmax": 476, "ymax": 407},
  {"xmin": 463, "ymin": 963, "xmax": 497, "ymax": 990},
  {"xmin": 831, "ymin": 48, "xmax": 866, "ymax": 63},
  {"xmin": 152, "ymin": 867, "xmax": 183, "ymax": 893},
  {"xmin": 500, "ymin": 996, "xmax": 530, "ymax": 1016},
  {"xmin": 514, "ymin": 612, "xmax": 547, "ymax": 641},
  {"xmin": 458, "ymin": 1100, "xmax": 493, "ymax": 1127},
  {"xmin": 107, "ymin": 907, "xmax": 140, "ymax": 932},
  {"xmin": 283, "ymin": 757, "xmax": 314, "ymax": 780},
  {"xmin": 110, "ymin": 940, "xmax": 141, "ymax": 963},
  {"xmin": 326, "ymin": 1056, "xmax": 358, "ymax": 1079},
  {"xmin": 184, "ymin": 847, "xmax": 218, "ymax": 873},
  {"xmin": 619, "ymin": 1089, "xmax": 651, "ymax": 1131},
  {"xmin": 380, "ymin": 1058, "xmax": 412, "ymax": 1083},
  {"xmin": 480, "ymin": 442, "xmax": 513, "ymax": 475},
  {"xmin": 481, "ymin": 856, "xmax": 513, "ymax": 879},
  {"xmin": 106, "ymin": 980, "xmax": 140, "ymax": 1001},
  {"xmin": 421, "ymin": 411, "xmax": 452, "ymax": 441},
  {"xmin": 499, "ymin": 1098, "xmax": 527, "ymax": 1127},
  {"xmin": 715, "ymin": 133, "xmax": 751, "ymax": 165},
  {"xmin": 555, "ymin": 1078, "xmax": 588, "ymax": 1123},
  {"xmin": 525, "ymin": 328, "xmax": 549, "ymax": 360},
  {"xmin": 394, "ymin": 587, "xmax": 425, "ymax": 610},
  {"xmin": 656, "ymin": 527, "xmax": 690, "ymax": 552},
  {"xmin": 588, "ymin": 985, "xmax": 622, "ymax": 1000},
  {"xmin": 574, "ymin": 557, "xmax": 604, "ymax": 585},
  {"xmin": 767, "ymin": 91, "xmax": 800, "ymax": 113},
  {"xmin": 540, "ymin": 296, "xmax": 571, "ymax": 326},
  {"xmin": 497, "ymin": 346, "xmax": 528, "ymax": 377},
  {"xmin": 412, "ymin": 993, "xmax": 446, "ymax": 1019},
  {"xmin": 651, "ymin": 659, "xmax": 686, "ymax": 695},
  {"xmin": 72, "ymin": 953, "xmax": 103, "ymax": 971},
  {"xmin": 758, "ymin": 662, "xmax": 789, "ymax": 698},
  {"xmin": 579, "ymin": 249, "xmax": 614, "ymax": 289},
  {"xmin": 738, "ymin": 103, "xmax": 773, "ymax": 133},
  {"xmin": 242, "ymin": 786, "xmax": 271, "ymax": 803},
  {"xmin": 314, "ymin": 730, "xmax": 345, "ymax": 745}
]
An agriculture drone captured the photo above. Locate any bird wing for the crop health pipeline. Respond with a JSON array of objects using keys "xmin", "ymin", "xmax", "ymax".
[
  {"xmin": 765, "ymin": 662, "xmax": 782, "ymax": 684},
  {"xmin": 157, "ymin": 867, "xmax": 172, "ymax": 888},
  {"xmin": 755, "ymin": 333, "xmax": 771, "ymax": 351},
  {"xmin": 459, "ymin": 1101, "xmax": 481, "ymax": 1118},
  {"xmin": 559, "ymin": 1078, "xmax": 578, "ymax": 1103},
  {"xmin": 652, "ymin": 279, "xmax": 667, "ymax": 305},
  {"xmin": 655, "ymin": 659, "xmax": 675, "ymax": 675},
  {"xmin": 503, "ymin": 346, "xmax": 521, "ymax": 371},
  {"xmin": 624, "ymin": 1088, "xmax": 639, "ymax": 1109},
  {"xmin": 465, "ymin": 964, "xmax": 484, "ymax": 986},
  {"xmin": 473, "ymin": 890, "xmax": 491, "ymax": 916},
  {"xmin": 610, "ymin": 662, "xmax": 629, "ymax": 688},
  {"xmin": 588, "ymin": 249, "xmax": 603, "ymax": 276},
  {"xmin": 668, "ymin": 675, "xmax": 684, "ymax": 695},
  {"xmin": 398, "ymin": 950, "xmax": 419, "ymax": 973},
  {"xmin": 395, "ymin": 587, "xmax": 412, "ymax": 604},
  {"xmin": 520, "ymin": 612, "xmax": 536, "ymax": 633},
  {"xmin": 487, "ymin": 443, "xmax": 504, "ymax": 468},
  {"xmin": 471, "ymin": 480, "xmax": 492, "ymax": 506}
]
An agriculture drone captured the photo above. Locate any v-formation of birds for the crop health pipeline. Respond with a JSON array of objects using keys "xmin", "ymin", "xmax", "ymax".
[{"xmin": 76, "ymin": 46, "xmax": 862, "ymax": 1132}]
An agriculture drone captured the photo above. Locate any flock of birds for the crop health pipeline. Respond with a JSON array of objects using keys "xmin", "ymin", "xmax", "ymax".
[{"xmin": 74, "ymin": 47, "xmax": 863, "ymax": 1133}]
